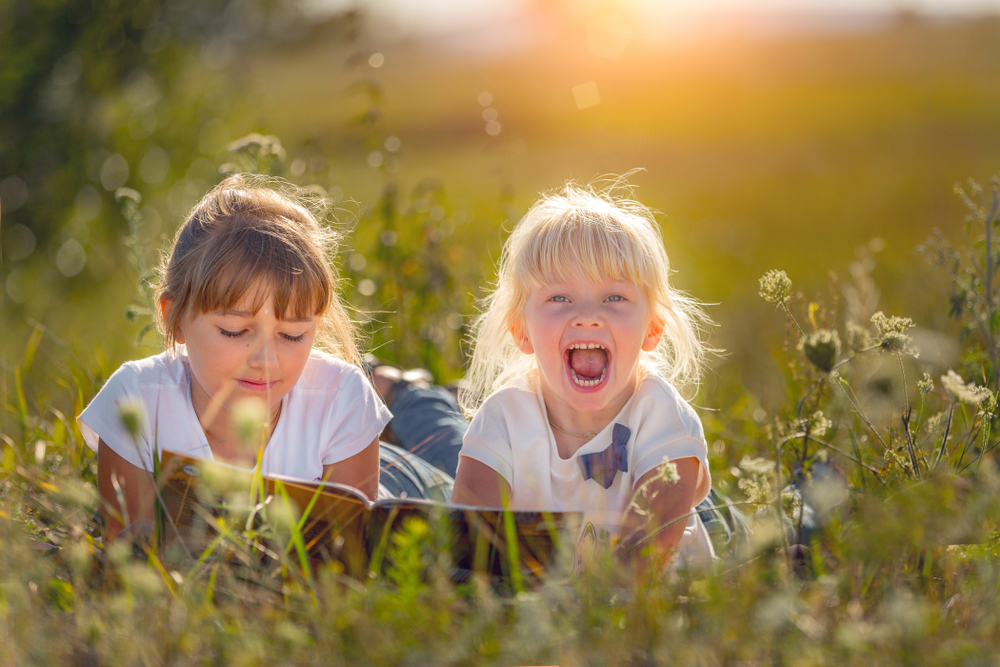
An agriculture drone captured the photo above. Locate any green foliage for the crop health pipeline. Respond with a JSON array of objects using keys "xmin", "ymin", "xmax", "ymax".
[
  {"xmin": 7, "ymin": 6, "xmax": 1000, "ymax": 660},
  {"xmin": 5, "ymin": 177, "xmax": 1000, "ymax": 664}
]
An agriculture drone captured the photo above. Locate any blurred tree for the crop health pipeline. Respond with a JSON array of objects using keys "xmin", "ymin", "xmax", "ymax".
[{"xmin": 0, "ymin": 0, "xmax": 354, "ymax": 315}]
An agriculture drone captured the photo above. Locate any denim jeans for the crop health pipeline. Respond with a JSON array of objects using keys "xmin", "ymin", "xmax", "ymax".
[
  {"xmin": 378, "ymin": 442, "xmax": 454, "ymax": 502},
  {"xmin": 386, "ymin": 383, "xmax": 467, "ymax": 478}
]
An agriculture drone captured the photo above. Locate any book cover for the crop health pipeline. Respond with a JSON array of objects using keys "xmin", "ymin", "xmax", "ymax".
[{"xmin": 157, "ymin": 450, "xmax": 581, "ymax": 583}]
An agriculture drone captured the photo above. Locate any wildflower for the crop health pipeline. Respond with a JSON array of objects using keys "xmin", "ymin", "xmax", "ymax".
[
  {"xmin": 844, "ymin": 322, "xmax": 872, "ymax": 353},
  {"xmin": 231, "ymin": 397, "xmax": 268, "ymax": 446},
  {"xmin": 917, "ymin": 373, "xmax": 934, "ymax": 395},
  {"xmin": 658, "ymin": 457, "xmax": 680, "ymax": 484},
  {"xmin": 924, "ymin": 411, "xmax": 944, "ymax": 434},
  {"xmin": 781, "ymin": 487, "xmax": 802, "ymax": 515},
  {"xmin": 871, "ymin": 312, "xmax": 917, "ymax": 356},
  {"xmin": 980, "ymin": 391, "xmax": 998, "ymax": 418},
  {"xmin": 227, "ymin": 133, "xmax": 286, "ymax": 161},
  {"xmin": 739, "ymin": 456, "xmax": 776, "ymax": 476},
  {"xmin": 738, "ymin": 474, "xmax": 773, "ymax": 508},
  {"xmin": 734, "ymin": 457, "xmax": 774, "ymax": 511},
  {"xmin": 759, "ymin": 270, "xmax": 792, "ymax": 304},
  {"xmin": 940, "ymin": 370, "xmax": 992, "ymax": 406},
  {"xmin": 871, "ymin": 312, "xmax": 915, "ymax": 336},
  {"xmin": 794, "ymin": 410, "xmax": 833, "ymax": 438},
  {"xmin": 798, "ymin": 329, "xmax": 841, "ymax": 373},
  {"xmin": 116, "ymin": 397, "xmax": 147, "ymax": 444}
]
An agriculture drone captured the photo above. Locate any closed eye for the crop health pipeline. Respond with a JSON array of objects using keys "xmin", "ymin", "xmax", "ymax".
[
  {"xmin": 219, "ymin": 328, "xmax": 247, "ymax": 339},
  {"xmin": 281, "ymin": 332, "xmax": 306, "ymax": 343}
]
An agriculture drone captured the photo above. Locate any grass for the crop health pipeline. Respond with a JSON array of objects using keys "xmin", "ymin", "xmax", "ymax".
[
  {"xmin": 6, "ymin": 167, "xmax": 1000, "ymax": 663},
  {"xmin": 7, "ymin": 14, "xmax": 1000, "ymax": 666}
]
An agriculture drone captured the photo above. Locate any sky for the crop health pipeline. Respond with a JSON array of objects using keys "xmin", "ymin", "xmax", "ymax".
[{"xmin": 313, "ymin": 0, "xmax": 1000, "ymax": 41}]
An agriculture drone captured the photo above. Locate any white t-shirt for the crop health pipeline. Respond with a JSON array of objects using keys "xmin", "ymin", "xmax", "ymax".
[
  {"xmin": 460, "ymin": 371, "xmax": 715, "ymax": 565},
  {"xmin": 79, "ymin": 348, "xmax": 391, "ymax": 483}
]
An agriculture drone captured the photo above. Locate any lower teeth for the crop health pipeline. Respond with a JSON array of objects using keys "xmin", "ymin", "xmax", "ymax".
[{"xmin": 571, "ymin": 368, "xmax": 606, "ymax": 387}]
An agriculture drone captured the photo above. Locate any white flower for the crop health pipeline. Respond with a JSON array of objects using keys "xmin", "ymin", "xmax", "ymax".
[
  {"xmin": 658, "ymin": 458, "xmax": 680, "ymax": 484},
  {"xmin": 739, "ymin": 456, "xmax": 776, "ymax": 476},
  {"xmin": 871, "ymin": 312, "xmax": 917, "ymax": 356},
  {"xmin": 759, "ymin": 270, "xmax": 792, "ymax": 304},
  {"xmin": 940, "ymin": 370, "xmax": 992, "ymax": 406},
  {"xmin": 844, "ymin": 322, "xmax": 872, "ymax": 353},
  {"xmin": 738, "ymin": 475, "xmax": 772, "ymax": 508},
  {"xmin": 794, "ymin": 410, "xmax": 832, "ymax": 438}
]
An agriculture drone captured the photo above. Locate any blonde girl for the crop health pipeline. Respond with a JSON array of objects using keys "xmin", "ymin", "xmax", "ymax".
[
  {"xmin": 80, "ymin": 174, "xmax": 389, "ymax": 543},
  {"xmin": 452, "ymin": 181, "xmax": 716, "ymax": 565}
]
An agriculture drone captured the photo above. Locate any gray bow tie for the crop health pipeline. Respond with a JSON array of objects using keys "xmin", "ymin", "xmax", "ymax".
[{"xmin": 578, "ymin": 424, "xmax": 630, "ymax": 489}]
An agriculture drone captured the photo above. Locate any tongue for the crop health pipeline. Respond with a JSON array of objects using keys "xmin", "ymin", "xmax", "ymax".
[{"xmin": 569, "ymin": 348, "xmax": 608, "ymax": 379}]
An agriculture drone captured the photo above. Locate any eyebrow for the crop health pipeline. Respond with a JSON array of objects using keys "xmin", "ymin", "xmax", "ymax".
[{"xmin": 218, "ymin": 309, "xmax": 313, "ymax": 323}]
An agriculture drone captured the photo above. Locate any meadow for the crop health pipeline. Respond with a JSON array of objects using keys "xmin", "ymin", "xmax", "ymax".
[{"xmin": 4, "ymin": 5, "xmax": 1000, "ymax": 664}]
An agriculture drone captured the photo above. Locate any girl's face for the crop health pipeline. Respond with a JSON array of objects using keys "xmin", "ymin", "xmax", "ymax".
[
  {"xmin": 170, "ymin": 290, "xmax": 318, "ymax": 425},
  {"xmin": 513, "ymin": 267, "xmax": 663, "ymax": 422}
]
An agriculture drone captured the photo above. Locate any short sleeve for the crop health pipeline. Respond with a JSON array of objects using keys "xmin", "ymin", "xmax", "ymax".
[
  {"xmin": 459, "ymin": 398, "xmax": 515, "ymax": 486},
  {"xmin": 318, "ymin": 364, "xmax": 392, "ymax": 466},
  {"xmin": 78, "ymin": 364, "xmax": 156, "ymax": 471},
  {"xmin": 630, "ymin": 378, "xmax": 712, "ymax": 505}
]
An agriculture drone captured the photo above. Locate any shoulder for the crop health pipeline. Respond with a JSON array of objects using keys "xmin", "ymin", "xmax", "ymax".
[
  {"xmin": 462, "ymin": 376, "xmax": 541, "ymax": 484},
  {"xmin": 465, "ymin": 377, "xmax": 545, "ymax": 446},
  {"xmin": 627, "ymin": 373, "xmax": 710, "ymax": 492},
  {"xmin": 106, "ymin": 352, "xmax": 185, "ymax": 391},
  {"xmin": 471, "ymin": 374, "xmax": 540, "ymax": 427},
  {"xmin": 630, "ymin": 374, "xmax": 704, "ymax": 440}
]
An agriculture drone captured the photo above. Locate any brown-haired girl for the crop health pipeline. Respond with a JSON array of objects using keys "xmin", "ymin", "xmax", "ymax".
[{"xmin": 79, "ymin": 174, "xmax": 389, "ymax": 543}]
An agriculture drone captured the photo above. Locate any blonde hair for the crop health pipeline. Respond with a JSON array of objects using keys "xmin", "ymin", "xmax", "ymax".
[
  {"xmin": 460, "ymin": 180, "xmax": 710, "ymax": 416},
  {"xmin": 154, "ymin": 173, "xmax": 360, "ymax": 367}
]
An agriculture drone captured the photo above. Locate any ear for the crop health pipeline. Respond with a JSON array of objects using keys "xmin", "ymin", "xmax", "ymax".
[
  {"xmin": 510, "ymin": 321, "xmax": 534, "ymax": 355},
  {"xmin": 162, "ymin": 298, "xmax": 185, "ymax": 345},
  {"xmin": 641, "ymin": 317, "xmax": 664, "ymax": 352}
]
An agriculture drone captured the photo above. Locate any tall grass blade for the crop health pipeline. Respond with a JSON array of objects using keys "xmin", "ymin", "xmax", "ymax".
[
  {"xmin": 502, "ymin": 510, "xmax": 524, "ymax": 594},
  {"xmin": 20, "ymin": 327, "xmax": 43, "ymax": 375},
  {"xmin": 273, "ymin": 480, "xmax": 314, "ymax": 581}
]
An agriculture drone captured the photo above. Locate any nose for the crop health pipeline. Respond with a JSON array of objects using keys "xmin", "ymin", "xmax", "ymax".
[
  {"xmin": 248, "ymin": 336, "xmax": 278, "ymax": 373},
  {"xmin": 571, "ymin": 302, "xmax": 602, "ymax": 328}
]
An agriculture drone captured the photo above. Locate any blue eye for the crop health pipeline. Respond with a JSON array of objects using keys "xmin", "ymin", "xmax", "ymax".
[
  {"xmin": 606, "ymin": 295, "xmax": 624, "ymax": 302},
  {"xmin": 550, "ymin": 295, "xmax": 569, "ymax": 302},
  {"xmin": 220, "ymin": 328, "xmax": 246, "ymax": 339}
]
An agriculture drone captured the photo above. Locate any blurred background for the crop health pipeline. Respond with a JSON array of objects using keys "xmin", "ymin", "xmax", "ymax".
[{"xmin": 3, "ymin": 0, "xmax": 1000, "ymax": 431}]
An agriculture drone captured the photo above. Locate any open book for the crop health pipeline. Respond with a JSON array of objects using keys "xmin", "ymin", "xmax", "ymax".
[{"xmin": 157, "ymin": 450, "xmax": 581, "ymax": 583}]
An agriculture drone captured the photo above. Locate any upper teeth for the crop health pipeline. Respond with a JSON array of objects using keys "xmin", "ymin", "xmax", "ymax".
[{"xmin": 568, "ymin": 343, "xmax": 605, "ymax": 350}]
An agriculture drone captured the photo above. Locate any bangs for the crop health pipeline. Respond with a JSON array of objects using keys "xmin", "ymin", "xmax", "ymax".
[
  {"xmin": 515, "ymin": 209, "xmax": 664, "ymax": 291},
  {"xmin": 190, "ymin": 219, "xmax": 331, "ymax": 320}
]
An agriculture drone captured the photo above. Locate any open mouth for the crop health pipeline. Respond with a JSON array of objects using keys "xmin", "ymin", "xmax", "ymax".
[{"xmin": 566, "ymin": 343, "xmax": 609, "ymax": 388}]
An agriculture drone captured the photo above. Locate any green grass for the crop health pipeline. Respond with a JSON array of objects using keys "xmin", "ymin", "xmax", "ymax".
[{"xmin": 7, "ymin": 15, "xmax": 1000, "ymax": 665}]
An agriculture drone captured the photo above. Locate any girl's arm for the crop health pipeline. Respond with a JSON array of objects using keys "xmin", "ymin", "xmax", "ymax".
[
  {"xmin": 451, "ymin": 456, "xmax": 511, "ymax": 507},
  {"xmin": 98, "ymin": 439, "xmax": 156, "ymax": 544},
  {"xmin": 618, "ymin": 457, "xmax": 700, "ymax": 563},
  {"xmin": 322, "ymin": 435, "xmax": 380, "ymax": 501}
]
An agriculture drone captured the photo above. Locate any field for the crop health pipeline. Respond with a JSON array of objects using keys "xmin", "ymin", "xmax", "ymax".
[{"xmin": 4, "ymin": 4, "xmax": 1000, "ymax": 664}]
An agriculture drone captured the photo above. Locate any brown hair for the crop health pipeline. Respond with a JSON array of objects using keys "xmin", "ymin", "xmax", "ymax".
[{"xmin": 154, "ymin": 173, "xmax": 360, "ymax": 367}]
